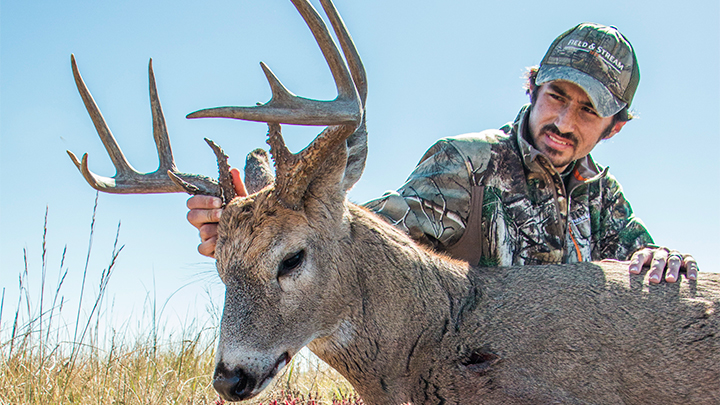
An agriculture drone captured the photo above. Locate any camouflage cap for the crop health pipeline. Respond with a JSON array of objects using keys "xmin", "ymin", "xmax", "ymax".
[{"xmin": 536, "ymin": 23, "xmax": 640, "ymax": 117}]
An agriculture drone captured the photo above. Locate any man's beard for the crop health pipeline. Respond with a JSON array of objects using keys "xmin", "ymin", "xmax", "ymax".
[
  {"xmin": 535, "ymin": 124, "xmax": 578, "ymax": 169},
  {"xmin": 532, "ymin": 121, "xmax": 615, "ymax": 170}
]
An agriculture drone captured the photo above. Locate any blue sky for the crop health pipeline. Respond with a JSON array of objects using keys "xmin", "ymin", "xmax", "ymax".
[{"xmin": 1, "ymin": 0, "xmax": 718, "ymax": 333}]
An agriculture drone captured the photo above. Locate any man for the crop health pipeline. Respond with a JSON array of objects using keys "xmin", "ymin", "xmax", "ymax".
[{"xmin": 187, "ymin": 23, "xmax": 699, "ymax": 283}]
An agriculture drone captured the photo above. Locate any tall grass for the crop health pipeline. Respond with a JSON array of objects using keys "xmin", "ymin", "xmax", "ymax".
[{"xmin": 0, "ymin": 195, "xmax": 358, "ymax": 404}]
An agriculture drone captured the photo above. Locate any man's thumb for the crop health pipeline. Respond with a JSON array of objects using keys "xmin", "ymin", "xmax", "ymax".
[{"xmin": 230, "ymin": 167, "xmax": 247, "ymax": 197}]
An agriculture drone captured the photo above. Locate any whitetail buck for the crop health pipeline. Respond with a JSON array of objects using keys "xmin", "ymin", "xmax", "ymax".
[{"xmin": 68, "ymin": 0, "xmax": 719, "ymax": 403}]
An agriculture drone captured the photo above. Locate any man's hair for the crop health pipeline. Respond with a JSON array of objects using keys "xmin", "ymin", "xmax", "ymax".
[{"xmin": 524, "ymin": 66, "xmax": 633, "ymax": 123}]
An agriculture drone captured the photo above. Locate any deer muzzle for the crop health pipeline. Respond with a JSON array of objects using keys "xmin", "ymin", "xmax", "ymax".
[
  {"xmin": 213, "ymin": 352, "xmax": 291, "ymax": 401},
  {"xmin": 213, "ymin": 361, "xmax": 255, "ymax": 401}
]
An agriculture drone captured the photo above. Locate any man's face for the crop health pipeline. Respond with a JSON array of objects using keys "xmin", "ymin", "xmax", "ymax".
[{"xmin": 528, "ymin": 80, "xmax": 625, "ymax": 172}]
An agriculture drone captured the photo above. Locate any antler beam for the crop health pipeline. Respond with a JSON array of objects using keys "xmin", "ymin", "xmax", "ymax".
[
  {"xmin": 186, "ymin": 0, "xmax": 363, "ymax": 127},
  {"xmin": 67, "ymin": 55, "xmax": 221, "ymax": 196},
  {"xmin": 187, "ymin": 0, "xmax": 367, "ymax": 210},
  {"xmin": 68, "ymin": 0, "xmax": 368, "ymax": 211}
]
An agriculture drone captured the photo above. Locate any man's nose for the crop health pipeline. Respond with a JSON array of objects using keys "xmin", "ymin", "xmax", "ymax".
[{"xmin": 554, "ymin": 107, "xmax": 575, "ymax": 134}]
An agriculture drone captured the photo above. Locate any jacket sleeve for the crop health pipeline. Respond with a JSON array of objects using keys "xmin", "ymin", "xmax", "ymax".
[
  {"xmin": 363, "ymin": 138, "xmax": 479, "ymax": 249},
  {"xmin": 592, "ymin": 174, "xmax": 654, "ymax": 261}
]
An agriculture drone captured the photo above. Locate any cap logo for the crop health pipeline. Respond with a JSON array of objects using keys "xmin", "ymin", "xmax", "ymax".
[{"xmin": 564, "ymin": 39, "xmax": 625, "ymax": 72}]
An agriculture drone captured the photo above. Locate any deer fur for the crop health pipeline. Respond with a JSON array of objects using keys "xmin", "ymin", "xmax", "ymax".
[{"xmin": 212, "ymin": 144, "xmax": 720, "ymax": 404}]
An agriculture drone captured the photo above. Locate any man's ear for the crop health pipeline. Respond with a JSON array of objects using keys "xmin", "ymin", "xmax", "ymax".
[
  {"xmin": 527, "ymin": 78, "xmax": 538, "ymax": 101},
  {"xmin": 603, "ymin": 120, "xmax": 627, "ymax": 140}
]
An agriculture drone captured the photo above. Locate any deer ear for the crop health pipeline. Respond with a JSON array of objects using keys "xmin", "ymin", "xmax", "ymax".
[
  {"xmin": 306, "ymin": 137, "xmax": 350, "ymax": 208},
  {"xmin": 244, "ymin": 148, "xmax": 275, "ymax": 194},
  {"xmin": 339, "ymin": 118, "xmax": 367, "ymax": 192}
]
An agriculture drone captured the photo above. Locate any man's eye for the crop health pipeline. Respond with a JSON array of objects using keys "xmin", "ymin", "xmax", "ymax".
[
  {"xmin": 548, "ymin": 93, "xmax": 563, "ymax": 101},
  {"xmin": 582, "ymin": 106, "xmax": 598, "ymax": 116}
]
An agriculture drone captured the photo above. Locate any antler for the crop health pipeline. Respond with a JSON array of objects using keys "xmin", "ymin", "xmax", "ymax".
[
  {"xmin": 187, "ymin": 0, "xmax": 367, "ymax": 210},
  {"xmin": 67, "ymin": 55, "xmax": 221, "ymax": 196}
]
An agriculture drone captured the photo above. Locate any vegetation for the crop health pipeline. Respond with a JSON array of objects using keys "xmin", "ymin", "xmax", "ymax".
[{"xmin": 0, "ymin": 197, "xmax": 358, "ymax": 404}]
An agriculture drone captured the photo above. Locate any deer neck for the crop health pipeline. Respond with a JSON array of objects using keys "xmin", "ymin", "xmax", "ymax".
[{"xmin": 307, "ymin": 203, "xmax": 477, "ymax": 403}]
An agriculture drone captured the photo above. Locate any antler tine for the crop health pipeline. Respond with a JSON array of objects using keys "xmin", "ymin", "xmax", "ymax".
[
  {"xmin": 149, "ymin": 59, "xmax": 177, "ymax": 173},
  {"xmin": 186, "ymin": 0, "xmax": 362, "ymax": 127},
  {"xmin": 69, "ymin": 54, "xmax": 135, "ymax": 178},
  {"xmin": 290, "ymin": 0, "xmax": 356, "ymax": 101},
  {"xmin": 318, "ymin": 0, "xmax": 368, "ymax": 192},
  {"xmin": 318, "ymin": 0, "xmax": 367, "ymax": 106},
  {"xmin": 68, "ymin": 55, "xmax": 221, "ymax": 195},
  {"xmin": 205, "ymin": 138, "xmax": 236, "ymax": 205}
]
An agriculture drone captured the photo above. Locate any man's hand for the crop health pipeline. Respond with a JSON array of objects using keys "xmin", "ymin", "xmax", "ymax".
[
  {"xmin": 628, "ymin": 247, "xmax": 699, "ymax": 283},
  {"xmin": 186, "ymin": 168, "xmax": 246, "ymax": 257}
]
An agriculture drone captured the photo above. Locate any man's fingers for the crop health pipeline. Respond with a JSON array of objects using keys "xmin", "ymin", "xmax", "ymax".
[
  {"xmin": 199, "ymin": 223, "xmax": 218, "ymax": 242},
  {"xmin": 628, "ymin": 247, "xmax": 699, "ymax": 283},
  {"xmin": 198, "ymin": 236, "xmax": 217, "ymax": 258},
  {"xmin": 628, "ymin": 248, "xmax": 653, "ymax": 274},
  {"xmin": 230, "ymin": 168, "xmax": 248, "ymax": 197},
  {"xmin": 187, "ymin": 195, "xmax": 222, "ymax": 210},
  {"xmin": 684, "ymin": 255, "xmax": 699, "ymax": 281},
  {"xmin": 187, "ymin": 167, "xmax": 245, "ymax": 259},
  {"xmin": 648, "ymin": 249, "xmax": 668, "ymax": 284},
  {"xmin": 187, "ymin": 207, "xmax": 222, "ymax": 229},
  {"xmin": 664, "ymin": 250, "xmax": 683, "ymax": 283}
]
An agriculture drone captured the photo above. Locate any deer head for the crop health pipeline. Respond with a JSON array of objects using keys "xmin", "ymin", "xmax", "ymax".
[
  {"xmin": 195, "ymin": 0, "xmax": 367, "ymax": 398},
  {"xmin": 68, "ymin": 0, "xmax": 366, "ymax": 401}
]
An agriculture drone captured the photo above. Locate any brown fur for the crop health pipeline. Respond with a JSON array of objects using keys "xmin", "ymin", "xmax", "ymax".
[{"xmin": 213, "ymin": 180, "xmax": 720, "ymax": 404}]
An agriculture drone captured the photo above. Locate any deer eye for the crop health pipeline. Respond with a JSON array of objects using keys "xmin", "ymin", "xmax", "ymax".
[{"xmin": 278, "ymin": 250, "xmax": 305, "ymax": 278}]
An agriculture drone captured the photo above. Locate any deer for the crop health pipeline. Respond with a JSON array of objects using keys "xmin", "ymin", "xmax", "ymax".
[{"xmin": 67, "ymin": 0, "xmax": 720, "ymax": 404}]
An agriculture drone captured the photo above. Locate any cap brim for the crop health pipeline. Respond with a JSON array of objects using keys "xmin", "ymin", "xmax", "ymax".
[{"xmin": 536, "ymin": 65, "xmax": 626, "ymax": 117}]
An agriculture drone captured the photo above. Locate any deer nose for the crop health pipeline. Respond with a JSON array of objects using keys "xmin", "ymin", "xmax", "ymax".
[{"xmin": 213, "ymin": 362, "xmax": 256, "ymax": 401}]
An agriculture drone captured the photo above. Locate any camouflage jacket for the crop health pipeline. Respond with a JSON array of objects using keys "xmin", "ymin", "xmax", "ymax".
[{"xmin": 364, "ymin": 105, "xmax": 653, "ymax": 266}]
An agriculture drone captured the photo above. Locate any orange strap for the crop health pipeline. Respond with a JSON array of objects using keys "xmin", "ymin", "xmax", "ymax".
[
  {"xmin": 569, "ymin": 227, "xmax": 583, "ymax": 262},
  {"xmin": 573, "ymin": 167, "xmax": 588, "ymax": 182}
]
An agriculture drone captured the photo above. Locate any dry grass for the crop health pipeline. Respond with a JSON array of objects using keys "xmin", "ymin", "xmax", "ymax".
[
  {"xmin": 1, "ymin": 334, "xmax": 218, "ymax": 404},
  {"xmin": 0, "ymin": 196, "xmax": 358, "ymax": 405},
  {"xmin": 1, "ymin": 337, "xmax": 359, "ymax": 404}
]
